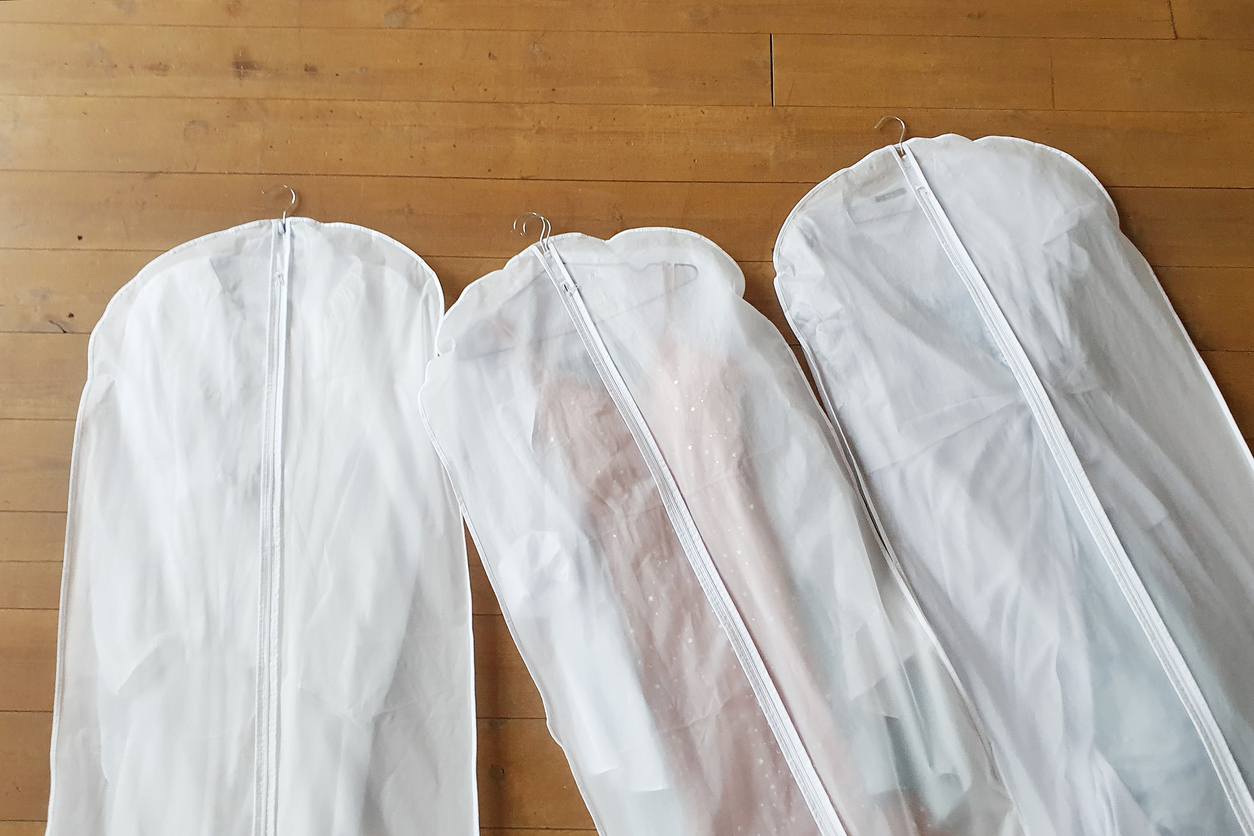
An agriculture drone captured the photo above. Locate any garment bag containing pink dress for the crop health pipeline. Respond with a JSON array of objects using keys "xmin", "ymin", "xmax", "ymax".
[{"xmin": 420, "ymin": 226, "xmax": 1025, "ymax": 836}]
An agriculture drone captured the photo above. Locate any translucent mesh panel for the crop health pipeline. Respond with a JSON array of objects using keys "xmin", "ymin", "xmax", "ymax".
[
  {"xmin": 422, "ymin": 228, "xmax": 1022, "ymax": 836},
  {"xmin": 776, "ymin": 134, "xmax": 1254, "ymax": 836},
  {"xmin": 49, "ymin": 219, "xmax": 475, "ymax": 836}
]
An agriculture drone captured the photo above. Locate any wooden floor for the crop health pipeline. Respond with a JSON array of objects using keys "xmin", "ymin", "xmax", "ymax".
[{"xmin": 2, "ymin": 1, "xmax": 1253, "ymax": 833}]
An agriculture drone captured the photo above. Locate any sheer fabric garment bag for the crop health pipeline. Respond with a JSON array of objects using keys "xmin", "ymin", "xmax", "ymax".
[
  {"xmin": 775, "ymin": 134, "xmax": 1254, "ymax": 836},
  {"xmin": 46, "ymin": 218, "xmax": 477, "ymax": 836},
  {"xmin": 421, "ymin": 227, "xmax": 1027, "ymax": 836}
]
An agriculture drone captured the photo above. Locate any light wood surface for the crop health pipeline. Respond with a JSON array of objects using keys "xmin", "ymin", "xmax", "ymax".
[{"xmin": 1, "ymin": 1, "xmax": 1251, "ymax": 831}]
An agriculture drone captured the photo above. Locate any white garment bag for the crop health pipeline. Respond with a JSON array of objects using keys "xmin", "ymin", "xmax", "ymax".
[
  {"xmin": 420, "ymin": 227, "xmax": 1025, "ymax": 836},
  {"xmin": 775, "ymin": 134, "xmax": 1254, "ymax": 836},
  {"xmin": 47, "ymin": 218, "xmax": 476, "ymax": 836}
]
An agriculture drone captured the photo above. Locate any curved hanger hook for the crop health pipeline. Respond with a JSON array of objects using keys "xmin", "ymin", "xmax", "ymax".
[
  {"xmin": 263, "ymin": 184, "xmax": 300, "ymax": 224},
  {"xmin": 513, "ymin": 212, "xmax": 552, "ymax": 245},
  {"xmin": 875, "ymin": 116, "xmax": 907, "ymax": 157}
]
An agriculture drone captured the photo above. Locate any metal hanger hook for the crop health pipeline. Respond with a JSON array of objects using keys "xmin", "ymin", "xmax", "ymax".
[
  {"xmin": 513, "ymin": 212, "xmax": 552, "ymax": 245},
  {"xmin": 875, "ymin": 116, "xmax": 907, "ymax": 157},
  {"xmin": 263, "ymin": 184, "xmax": 300, "ymax": 223}
]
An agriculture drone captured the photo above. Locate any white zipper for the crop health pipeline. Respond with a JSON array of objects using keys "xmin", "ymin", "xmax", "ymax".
[
  {"xmin": 254, "ymin": 218, "xmax": 291, "ymax": 836},
  {"xmin": 896, "ymin": 144, "xmax": 1254, "ymax": 834},
  {"xmin": 534, "ymin": 241, "xmax": 847, "ymax": 836}
]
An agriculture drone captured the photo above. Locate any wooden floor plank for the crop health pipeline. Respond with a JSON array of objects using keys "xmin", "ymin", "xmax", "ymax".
[
  {"xmin": 1171, "ymin": 0, "xmax": 1254, "ymax": 39},
  {"xmin": 0, "ymin": 335, "xmax": 87, "ymax": 422},
  {"xmin": 0, "ymin": 712, "xmax": 52, "ymax": 823},
  {"xmin": 0, "ymin": 824, "xmax": 46, "ymax": 836},
  {"xmin": 0, "ymin": 513, "xmax": 65, "ymax": 565},
  {"xmin": 294, "ymin": 0, "xmax": 1177, "ymax": 38},
  {"xmin": 0, "ymin": 0, "xmax": 1176, "ymax": 37},
  {"xmin": 1158, "ymin": 268, "xmax": 1254, "ymax": 352},
  {"xmin": 0, "ymin": 611, "xmax": 58, "ymax": 713},
  {"xmin": 776, "ymin": 37, "xmax": 1254, "ymax": 113},
  {"xmin": 1110, "ymin": 188, "xmax": 1254, "ymax": 269},
  {"xmin": 468, "ymin": 540, "xmax": 503, "ymax": 617},
  {"xmin": 0, "ymin": 566, "xmax": 61, "ymax": 611},
  {"xmin": 474, "ymin": 615, "xmax": 544, "ymax": 720},
  {"xmin": 0, "ymin": 172, "xmax": 810, "ymax": 262},
  {"xmin": 1053, "ymin": 39, "xmax": 1254, "ymax": 112},
  {"xmin": 0, "ymin": 249, "xmax": 150, "ymax": 335},
  {"xmin": 0, "ymin": 0, "xmax": 301, "ymax": 27},
  {"xmin": 0, "ymin": 25, "xmax": 770, "ymax": 106},
  {"xmin": 477, "ymin": 718, "xmax": 593, "ymax": 830},
  {"xmin": 1204, "ymin": 351, "xmax": 1254, "ymax": 441},
  {"xmin": 2, "ymin": 173, "xmax": 1252, "ymax": 267},
  {"xmin": 6, "ymin": 98, "xmax": 1254, "ymax": 190},
  {"xmin": 0, "ymin": 422, "xmax": 73, "ymax": 514},
  {"xmin": 772, "ymin": 35, "xmax": 1054, "ymax": 109}
]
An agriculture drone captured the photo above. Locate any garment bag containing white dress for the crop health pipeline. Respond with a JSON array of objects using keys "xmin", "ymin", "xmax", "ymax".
[
  {"xmin": 774, "ymin": 133, "xmax": 1254, "ymax": 836},
  {"xmin": 47, "ymin": 217, "xmax": 476, "ymax": 836},
  {"xmin": 420, "ymin": 225, "xmax": 1025, "ymax": 836}
]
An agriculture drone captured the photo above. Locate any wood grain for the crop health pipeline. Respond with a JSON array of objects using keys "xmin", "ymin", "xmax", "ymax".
[
  {"xmin": 1110, "ymin": 188, "xmax": 1254, "ymax": 268},
  {"xmin": 0, "ymin": 823, "xmax": 46, "ymax": 836},
  {"xmin": 1053, "ymin": 39, "xmax": 1254, "ymax": 111},
  {"xmin": 0, "ymin": 25, "xmax": 770, "ymax": 105},
  {"xmin": 0, "ymin": 0, "xmax": 1176, "ymax": 37},
  {"xmin": 0, "ymin": 249, "xmax": 151, "ymax": 335},
  {"xmin": 0, "ymin": 513, "xmax": 65, "ymax": 564},
  {"xmin": 1171, "ymin": 0, "xmax": 1254, "ymax": 39},
  {"xmin": 2, "ymin": 173, "xmax": 1253, "ymax": 267},
  {"xmin": 0, "ymin": 566, "xmax": 61, "ymax": 611},
  {"xmin": 1204, "ymin": 352, "xmax": 1254, "ymax": 439},
  {"xmin": 0, "ymin": 422, "xmax": 73, "ymax": 514},
  {"xmin": 777, "ymin": 36, "xmax": 1254, "ymax": 113},
  {"xmin": 772, "ymin": 35, "xmax": 1054, "ymax": 109},
  {"xmin": 474, "ymin": 614, "xmax": 544, "ymax": 720},
  {"xmin": 0, "ymin": 171, "xmax": 810, "ymax": 261},
  {"xmin": 0, "ymin": 611, "xmax": 58, "ymax": 712},
  {"xmin": 0, "ymin": 335, "xmax": 86, "ymax": 421},
  {"xmin": 0, "ymin": 712, "xmax": 51, "ymax": 823},
  {"xmin": 6, "ymin": 98, "xmax": 1254, "ymax": 189},
  {"xmin": 477, "ymin": 718, "xmax": 594, "ymax": 830},
  {"xmin": 1158, "ymin": 267, "xmax": 1254, "ymax": 351}
]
